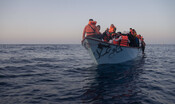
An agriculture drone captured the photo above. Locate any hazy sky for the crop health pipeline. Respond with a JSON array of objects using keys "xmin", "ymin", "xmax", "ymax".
[{"xmin": 0, "ymin": 0, "xmax": 175, "ymax": 44}]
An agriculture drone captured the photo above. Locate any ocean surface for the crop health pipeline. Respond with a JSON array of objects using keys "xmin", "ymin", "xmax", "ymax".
[{"xmin": 0, "ymin": 44, "xmax": 175, "ymax": 104}]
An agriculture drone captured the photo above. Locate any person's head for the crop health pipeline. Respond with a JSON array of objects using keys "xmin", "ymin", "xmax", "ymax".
[
  {"xmin": 130, "ymin": 28, "xmax": 132, "ymax": 30},
  {"xmin": 117, "ymin": 32, "xmax": 121, "ymax": 35},
  {"xmin": 88, "ymin": 19, "xmax": 96, "ymax": 25},
  {"xmin": 132, "ymin": 29, "xmax": 135, "ymax": 31},
  {"xmin": 110, "ymin": 24, "xmax": 114, "ymax": 27},
  {"xmin": 97, "ymin": 25, "xmax": 100, "ymax": 30},
  {"xmin": 89, "ymin": 19, "xmax": 93, "ymax": 21}
]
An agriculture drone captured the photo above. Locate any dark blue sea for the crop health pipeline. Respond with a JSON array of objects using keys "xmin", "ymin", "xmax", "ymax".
[{"xmin": 0, "ymin": 44, "xmax": 175, "ymax": 104}]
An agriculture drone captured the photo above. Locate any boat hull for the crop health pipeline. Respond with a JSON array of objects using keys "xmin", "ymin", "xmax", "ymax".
[{"xmin": 82, "ymin": 37, "xmax": 140, "ymax": 64}]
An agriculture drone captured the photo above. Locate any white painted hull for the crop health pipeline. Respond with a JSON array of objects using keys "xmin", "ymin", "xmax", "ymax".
[{"xmin": 82, "ymin": 37, "xmax": 140, "ymax": 65}]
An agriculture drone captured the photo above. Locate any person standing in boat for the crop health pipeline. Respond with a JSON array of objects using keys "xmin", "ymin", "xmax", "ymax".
[
  {"xmin": 129, "ymin": 28, "xmax": 138, "ymax": 47},
  {"xmin": 128, "ymin": 28, "xmax": 135, "ymax": 47},
  {"xmin": 130, "ymin": 28, "xmax": 134, "ymax": 35},
  {"xmin": 109, "ymin": 24, "xmax": 116, "ymax": 38},
  {"xmin": 82, "ymin": 19, "xmax": 100, "ymax": 40},
  {"xmin": 132, "ymin": 29, "xmax": 137, "ymax": 37}
]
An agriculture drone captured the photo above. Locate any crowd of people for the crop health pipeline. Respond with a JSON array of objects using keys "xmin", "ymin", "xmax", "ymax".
[{"xmin": 82, "ymin": 19, "xmax": 146, "ymax": 54}]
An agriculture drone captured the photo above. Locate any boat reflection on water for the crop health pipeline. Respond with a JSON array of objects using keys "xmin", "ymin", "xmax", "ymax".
[{"xmin": 81, "ymin": 56, "xmax": 146, "ymax": 104}]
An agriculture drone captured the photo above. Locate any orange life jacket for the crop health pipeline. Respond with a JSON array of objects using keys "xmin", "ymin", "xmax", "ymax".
[
  {"xmin": 109, "ymin": 26, "xmax": 116, "ymax": 37},
  {"xmin": 88, "ymin": 21, "xmax": 97, "ymax": 25},
  {"xmin": 109, "ymin": 26, "xmax": 116, "ymax": 33},
  {"xmin": 86, "ymin": 21, "xmax": 97, "ymax": 36},
  {"xmin": 113, "ymin": 38, "xmax": 119, "ymax": 45},
  {"xmin": 120, "ymin": 35, "xmax": 129, "ymax": 46}
]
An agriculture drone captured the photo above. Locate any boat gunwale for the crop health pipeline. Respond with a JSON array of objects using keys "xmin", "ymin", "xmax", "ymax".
[{"xmin": 82, "ymin": 37, "xmax": 140, "ymax": 49}]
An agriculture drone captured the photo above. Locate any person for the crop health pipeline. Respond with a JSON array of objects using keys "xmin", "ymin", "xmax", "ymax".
[
  {"xmin": 132, "ymin": 29, "xmax": 137, "ymax": 37},
  {"xmin": 113, "ymin": 32, "xmax": 121, "ymax": 45},
  {"xmin": 132, "ymin": 29, "xmax": 138, "ymax": 47},
  {"xmin": 137, "ymin": 34, "xmax": 142, "ymax": 47},
  {"xmin": 97, "ymin": 25, "xmax": 101, "ymax": 34},
  {"xmin": 82, "ymin": 19, "xmax": 100, "ymax": 40},
  {"xmin": 136, "ymin": 34, "xmax": 140, "ymax": 39},
  {"xmin": 135, "ymin": 36, "xmax": 139, "ymax": 47},
  {"xmin": 102, "ymin": 28, "xmax": 111, "ymax": 42},
  {"xmin": 113, "ymin": 33, "xmax": 130, "ymax": 46},
  {"xmin": 128, "ymin": 28, "xmax": 135, "ymax": 47},
  {"xmin": 130, "ymin": 28, "xmax": 134, "ymax": 35},
  {"xmin": 141, "ymin": 38, "xmax": 146, "ymax": 54},
  {"xmin": 109, "ymin": 24, "xmax": 116, "ymax": 38},
  {"xmin": 136, "ymin": 34, "xmax": 141, "ymax": 47}
]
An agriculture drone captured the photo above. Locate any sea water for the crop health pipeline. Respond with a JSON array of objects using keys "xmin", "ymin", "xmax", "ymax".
[{"xmin": 0, "ymin": 44, "xmax": 175, "ymax": 104}]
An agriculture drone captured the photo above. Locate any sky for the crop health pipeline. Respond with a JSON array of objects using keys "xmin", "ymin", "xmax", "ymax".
[{"xmin": 0, "ymin": 0, "xmax": 175, "ymax": 44}]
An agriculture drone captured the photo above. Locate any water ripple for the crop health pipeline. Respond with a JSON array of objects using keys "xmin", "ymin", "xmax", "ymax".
[{"xmin": 0, "ymin": 44, "xmax": 174, "ymax": 104}]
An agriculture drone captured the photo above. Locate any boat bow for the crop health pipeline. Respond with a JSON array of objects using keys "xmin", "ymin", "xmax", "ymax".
[{"xmin": 82, "ymin": 37, "xmax": 140, "ymax": 64}]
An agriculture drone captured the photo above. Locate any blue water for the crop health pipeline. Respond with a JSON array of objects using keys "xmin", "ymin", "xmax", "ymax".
[{"xmin": 0, "ymin": 44, "xmax": 174, "ymax": 104}]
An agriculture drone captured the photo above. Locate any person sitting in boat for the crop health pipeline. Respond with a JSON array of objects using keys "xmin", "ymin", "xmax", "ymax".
[
  {"xmin": 97, "ymin": 25, "xmax": 102, "ymax": 35},
  {"xmin": 102, "ymin": 28, "xmax": 112, "ymax": 42},
  {"xmin": 82, "ymin": 19, "xmax": 101, "ymax": 40},
  {"xmin": 109, "ymin": 24, "xmax": 116, "ymax": 38},
  {"xmin": 113, "ymin": 32, "xmax": 122, "ymax": 45},
  {"xmin": 113, "ymin": 33, "xmax": 130, "ymax": 46}
]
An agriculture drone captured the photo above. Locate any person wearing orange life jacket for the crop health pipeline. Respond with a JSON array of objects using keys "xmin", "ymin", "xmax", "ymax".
[
  {"xmin": 102, "ymin": 28, "xmax": 111, "ymax": 42},
  {"xmin": 82, "ymin": 19, "xmax": 100, "ymax": 40},
  {"xmin": 113, "ymin": 32, "xmax": 121, "ymax": 45},
  {"xmin": 109, "ymin": 24, "xmax": 116, "ymax": 38},
  {"xmin": 113, "ymin": 33, "xmax": 130, "ymax": 46}
]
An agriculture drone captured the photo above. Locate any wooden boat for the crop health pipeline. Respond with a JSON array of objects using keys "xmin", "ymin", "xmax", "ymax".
[{"xmin": 82, "ymin": 37, "xmax": 141, "ymax": 64}]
